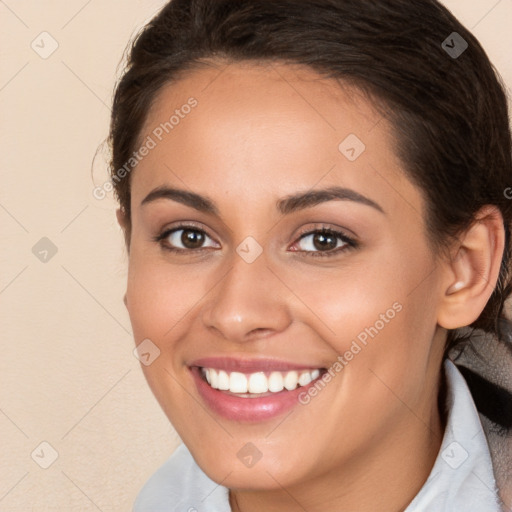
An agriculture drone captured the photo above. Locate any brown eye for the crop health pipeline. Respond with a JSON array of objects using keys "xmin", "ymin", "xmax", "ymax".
[
  {"xmin": 296, "ymin": 229, "xmax": 347, "ymax": 252},
  {"xmin": 311, "ymin": 231, "xmax": 338, "ymax": 251},
  {"xmin": 291, "ymin": 228, "xmax": 357, "ymax": 258},
  {"xmin": 180, "ymin": 229, "xmax": 205, "ymax": 249},
  {"xmin": 155, "ymin": 225, "xmax": 218, "ymax": 253}
]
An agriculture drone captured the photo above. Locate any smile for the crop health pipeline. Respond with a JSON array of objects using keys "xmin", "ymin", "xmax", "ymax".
[{"xmin": 189, "ymin": 359, "xmax": 327, "ymax": 422}]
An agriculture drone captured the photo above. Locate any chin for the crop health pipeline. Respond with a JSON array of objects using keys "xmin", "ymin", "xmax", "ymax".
[{"xmin": 190, "ymin": 441, "xmax": 307, "ymax": 490}]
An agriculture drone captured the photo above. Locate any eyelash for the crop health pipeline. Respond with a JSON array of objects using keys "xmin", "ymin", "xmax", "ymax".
[{"xmin": 153, "ymin": 223, "xmax": 358, "ymax": 258}]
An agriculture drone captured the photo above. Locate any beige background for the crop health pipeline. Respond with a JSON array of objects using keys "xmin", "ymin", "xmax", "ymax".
[{"xmin": 0, "ymin": 1, "xmax": 511, "ymax": 510}]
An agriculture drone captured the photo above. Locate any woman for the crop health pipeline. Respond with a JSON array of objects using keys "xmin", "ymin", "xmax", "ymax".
[{"xmin": 108, "ymin": 0, "xmax": 512, "ymax": 510}]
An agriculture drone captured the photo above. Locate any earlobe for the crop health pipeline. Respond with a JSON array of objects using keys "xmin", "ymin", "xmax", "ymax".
[
  {"xmin": 437, "ymin": 206, "xmax": 505, "ymax": 330},
  {"xmin": 116, "ymin": 208, "xmax": 127, "ymax": 230}
]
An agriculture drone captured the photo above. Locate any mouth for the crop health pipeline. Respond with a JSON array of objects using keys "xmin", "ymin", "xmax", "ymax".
[{"xmin": 189, "ymin": 358, "xmax": 327, "ymax": 422}]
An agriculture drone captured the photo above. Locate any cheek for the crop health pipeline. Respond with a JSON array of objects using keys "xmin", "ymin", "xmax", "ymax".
[
  {"xmin": 124, "ymin": 252, "xmax": 201, "ymax": 418},
  {"xmin": 125, "ymin": 251, "xmax": 203, "ymax": 340},
  {"xmin": 279, "ymin": 248, "xmax": 429, "ymax": 343}
]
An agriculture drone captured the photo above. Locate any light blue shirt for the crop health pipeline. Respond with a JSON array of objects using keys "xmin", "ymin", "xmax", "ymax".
[{"xmin": 133, "ymin": 360, "xmax": 502, "ymax": 511}]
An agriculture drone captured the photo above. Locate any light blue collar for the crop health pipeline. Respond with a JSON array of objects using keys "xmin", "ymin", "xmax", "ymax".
[{"xmin": 404, "ymin": 359, "xmax": 501, "ymax": 511}]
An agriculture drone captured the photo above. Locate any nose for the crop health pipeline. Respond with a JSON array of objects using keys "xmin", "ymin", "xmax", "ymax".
[{"xmin": 200, "ymin": 248, "xmax": 292, "ymax": 343}]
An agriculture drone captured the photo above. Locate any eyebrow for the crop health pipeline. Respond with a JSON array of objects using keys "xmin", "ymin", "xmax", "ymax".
[{"xmin": 141, "ymin": 185, "xmax": 385, "ymax": 215}]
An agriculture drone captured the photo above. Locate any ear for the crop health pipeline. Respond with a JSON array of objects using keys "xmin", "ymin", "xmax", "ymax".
[
  {"xmin": 116, "ymin": 207, "xmax": 127, "ymax": 229},
  {"xmin": 437, "ymin": 206, "xmax": 505, "ymax": 329},
  {"xmin": 117, "ymin": 208, "xmax": 130, "ymax": 309},
  {"xmin": 116, "ymin": 207, "xmax": 130, "ymax": 251}
]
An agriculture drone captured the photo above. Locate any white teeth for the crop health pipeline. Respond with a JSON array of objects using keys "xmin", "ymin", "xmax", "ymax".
[
  {"xmin": 217, "ymin": 370, "xmax": 230, "ymax": 390},
  {"xmin": 268, "ymin": 371, "xmax": 284, "ymax": 392},
  {"xmin": 284, "ymin": 370, "xmax": 299, "ymax": 391},
  {"xmin": 209, "ymin": 369, "xmax": 218, "ymax": 388},
  {"xmin": 248, "ymin": 372, "xmax": 268, "ymax": 393},
  {"xmin": 298, "ymin": 371, "xmax": 312, "ymax": 387},
  {"xmin": 202, "ymin": 367, "xmax": 322, "ymax": 394},
  {"xmin": 229, "ymin": 372, "xmax": 248, "ymax": 393}
]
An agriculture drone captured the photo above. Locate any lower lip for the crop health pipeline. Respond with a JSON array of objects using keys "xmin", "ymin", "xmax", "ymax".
[{"xmin": 190, "ymin": 367, "xmax": 322, "ymax": 422}]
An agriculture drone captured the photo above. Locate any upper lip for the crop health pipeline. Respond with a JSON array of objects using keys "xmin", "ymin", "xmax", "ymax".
[{"xmin": 189, "ymin": 356, "xmax": 326, "ymax": 373}]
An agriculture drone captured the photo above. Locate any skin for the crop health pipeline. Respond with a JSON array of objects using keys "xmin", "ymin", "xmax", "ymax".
[{"xmin": 118, "ymin": 60, "xmax": 504, "ymax": 511}]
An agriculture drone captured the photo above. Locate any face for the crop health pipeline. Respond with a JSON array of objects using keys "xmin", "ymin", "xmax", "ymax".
[{"xmin": 124, "ymin": 61, "xmax": 447, "ymax": 492}]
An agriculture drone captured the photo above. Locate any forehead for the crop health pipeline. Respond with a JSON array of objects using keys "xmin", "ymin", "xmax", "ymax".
[
  {"xmin": 141, "ymin": 60, "xmax": 383, "ymax": 151},
  {"xmin": 131, "ymin": 60, "xmax": 424, "ymax": 219}
]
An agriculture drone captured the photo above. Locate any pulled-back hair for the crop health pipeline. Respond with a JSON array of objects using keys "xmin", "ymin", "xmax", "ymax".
[{"xmin": 108, "ymin": 0, "xmax": 512, "ymax": 351}]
